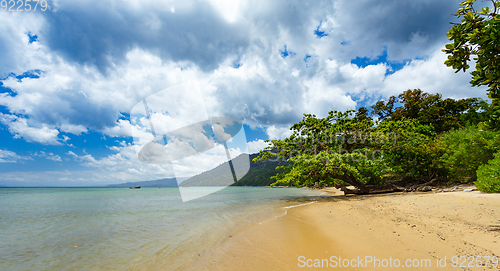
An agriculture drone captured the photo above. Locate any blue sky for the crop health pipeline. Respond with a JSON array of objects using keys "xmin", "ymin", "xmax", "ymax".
[{"xmin": 0, "ymin": 0, "xmax": 490, "ymax": 187}]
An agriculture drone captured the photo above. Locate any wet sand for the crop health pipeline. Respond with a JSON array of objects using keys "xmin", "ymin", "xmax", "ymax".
[{"xmin": 187, "ymin": 188, "xmax": 500, "ymax": 270}]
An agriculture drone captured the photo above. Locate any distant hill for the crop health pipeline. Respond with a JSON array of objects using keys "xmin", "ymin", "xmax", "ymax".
[
  {"xmin": 107, "ymin": 178, "xmax": 180, "ymax": 188},
  {"xmin": 232, "ymin": 154, "xmax": 287, "ymax": 186},
  {"xmin": 108, "ymin": 153, "xmax": 286, "ymax": 188},
  {"xmin": 180, "ymin": 153, "xmax": 286, "ymax": 187}
]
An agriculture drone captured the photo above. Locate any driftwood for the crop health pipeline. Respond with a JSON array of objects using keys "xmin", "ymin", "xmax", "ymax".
[
  {"xmin": 404, "ymin": 178, "xmax": 437, "ymax": 192},
  {"xmin": 334, "ymin": 183, "xmax": 405, "ymax": 195},
  {"xmin": 333, "ymin": 179, "xmax": 437, "ymax": 195}
]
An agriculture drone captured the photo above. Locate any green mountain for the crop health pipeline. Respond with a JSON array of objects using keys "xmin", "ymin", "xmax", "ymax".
[
  {"xmin": 232, "ymin": 153, "xmax": 287, "ymax": 186},
  {"xmin": 179, "ymin": 153, "xmax": 286, "ymax": 187},
  {"xmin": 108, "ymin": 153, "xmax": 286, "ymax": 188}
]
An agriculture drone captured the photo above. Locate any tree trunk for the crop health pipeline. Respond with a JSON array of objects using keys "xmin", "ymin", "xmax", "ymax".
[{"xmin": 330, "ymin": 173, "xmax": 369, "ymax": 194}]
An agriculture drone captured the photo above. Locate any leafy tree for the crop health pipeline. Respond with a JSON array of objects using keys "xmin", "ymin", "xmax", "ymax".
[
  {"xmin": 254, "ymin": 110, "xmax": 391, "ymax": 193},
  {"xmin": 372, "ymin": 89, "xmax": 488, "ymax": 133},
  {"xmin": 443, "ymin": 0, "xmax": 500, "ymax": 129},
  {"xmin": 355, "ymin": 106, "xmax": 371, "ymax": 122},
  {"xmin": 255, "ymin": 89, "xmax": 498, "ymax": 192},
  {"xmin": 377, "ymin": 119, "xmax": 445, "ymax": 182}
]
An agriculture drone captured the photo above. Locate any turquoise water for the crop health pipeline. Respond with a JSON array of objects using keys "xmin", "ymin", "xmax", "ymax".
[{"xmin": 0, "ymin": 187, "xmax": 323, "ymax": 270}]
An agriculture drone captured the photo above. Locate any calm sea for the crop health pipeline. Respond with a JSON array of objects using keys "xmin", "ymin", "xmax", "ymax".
[{"xmin": 0, "ymin": 187, "xmax": 323, "ymax": 270}]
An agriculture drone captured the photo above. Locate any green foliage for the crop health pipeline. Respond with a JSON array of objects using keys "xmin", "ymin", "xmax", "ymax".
[
  {"xmin": 255, "ymin": 89, "xmax": 498, "ymax": 190},
  {"xmin": 443, "ymin": 0, "xmax": 500, "ymax": 129},
  {"xmin": 475, "ymin": 151, "xmax": 500, "ymax": 192},
  {"xmin": 255, "ymin": 110, "xmax": 376, "ymax": 162},
  {"xmin": 372, "ymin": 89, "xmax": 488, "ymax": 133},
  {"xmin": 378, "ymin": 119, "xmax": 445, "ymax": 181},
  {"xmin": 232, "ymin": 154, "xmax": 288, "ymax": 186},
  {"xmin": 269, "ymin": 150, "xmax": 389, "ymax": 188},
  {"xmin": 440, "ymin": 126, "xmax": 500, "ymax": 182},
  {"xmin": 254, "ymin": 110, "xmax": 389, "ymax": 191}
]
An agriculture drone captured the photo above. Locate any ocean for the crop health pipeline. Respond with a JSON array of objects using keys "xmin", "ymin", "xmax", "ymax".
[{"xmin": 0, "ymin": 187, "xmax": 324, "ymax": 270}]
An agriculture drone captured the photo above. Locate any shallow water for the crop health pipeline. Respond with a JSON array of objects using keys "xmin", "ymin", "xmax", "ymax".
[{"xmin": 0, "ymin": 187, "xmax": 323, "ymax": 270}]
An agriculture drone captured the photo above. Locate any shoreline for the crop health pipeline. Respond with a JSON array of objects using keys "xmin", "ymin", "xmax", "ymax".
[{"xmin": 185, "ymin": 188, "xmax": 500, "ymax": 270}]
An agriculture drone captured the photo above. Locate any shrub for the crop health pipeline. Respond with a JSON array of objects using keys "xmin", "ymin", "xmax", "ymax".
[
  {"xmin": 439, "ymin": 126, "xmax": 500, "ymax": 182},
  {"xmin": 475, "ymin": 152, "xmax": 500, "ymax": 193}
]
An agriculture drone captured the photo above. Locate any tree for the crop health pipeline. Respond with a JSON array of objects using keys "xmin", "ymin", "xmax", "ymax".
[
  {"xmin": 377, "ymin": 119, "xmax": 445, "ymax": 183},
  {"xmin": 254, "ymin": 110, "xmax": 392, "ymax": 194},
  {"xmin": 255, "ymin": 90, "xmax": 499, "ymax": 192},
  {"xmin": 443, "ymin": 0, "xmax": 500, "ymax": 129},
  {"xmin": 372, "ymin": 89, "xmax": 487, "ymax": 133}
]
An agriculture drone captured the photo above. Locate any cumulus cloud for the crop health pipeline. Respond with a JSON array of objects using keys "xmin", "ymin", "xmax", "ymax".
[
  {"xmin": 0, "ymin": 0, "xmax": 480, "ymax": 138},
  {"xmin": 247, "ymin": 139, "xmax": 269, "ymax": 154},
  {"xmin": 41, "ymin": 0, "xmax": 250, "ymax": 73},
  {"xmin": 382, "ymin": 50, "xmax": 489, "ymax": 99},
  {"xmin": 66, "ymin": 141, "xmax": 244, "ymax": 180},
  {"xmin": 35, "ymin": 151, "xmax": 62, "ymax": 162},
  {"xmin": 0, "ymin": 149, "xmax": 32, "ymax": 163},
  {"xmin": 0, "ymin": 113, "xmax": 61, "ymax": 145},
  {"xmin": 0, "ymin": 13, "xmax": 45, "ymax": 78},
  {"xmin": 0, "ymin": 0, "xmax": 491, "ymax": 185},
  {"xmin": 266, "ymin": 125, "xmax": 293, "ymax": 140}
]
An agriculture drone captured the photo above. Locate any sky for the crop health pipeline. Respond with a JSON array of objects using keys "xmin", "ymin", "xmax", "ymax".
[{"xmin": 0, "ymin": 0, "xmax": 490, "ymax": 187}]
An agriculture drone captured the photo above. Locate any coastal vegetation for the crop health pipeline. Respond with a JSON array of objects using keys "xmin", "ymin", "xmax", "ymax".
[
  {"xmin": 254, "ymin": 89, "xmax": 499, "ymax": 193},
  {"xmin": 476, "ymin": 151, "xmax": 500, "ymax": 192},
  {"xmin": 162, "ymin": 0, "xmax": 500, "ymax": 192},
  {"xmin": 255, "ymin": 0, "xmax": 500, "ymax": 193},
  {"xmin": 443, "ymin": 0, "xmax": 500, "ymax": 130}
]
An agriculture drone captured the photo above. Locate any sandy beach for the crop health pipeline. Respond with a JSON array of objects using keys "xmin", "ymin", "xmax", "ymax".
[{"xmin": 188, "ymin": 187, "xmax": 500, "ymax": 270}]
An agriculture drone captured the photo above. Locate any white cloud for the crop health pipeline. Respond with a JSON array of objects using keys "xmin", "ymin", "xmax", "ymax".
[
  {"xmin": 60, "ymin": 124, "xmax": 88, "ymax": 135},
  {"xmin": 246, "ymin": 139, "xmax": 269, "ymax": 154},
  {"xmin": 382, "ymin": 49, "xmax": 489, "ymax": 100},
  {"xmin": 103, "ymin": 119, "xmax": 153, "ymax": 146},
  {"xmin": 0, "ymin": 170, "xmax": 149, "ymax": 187},
  {"xmin": 65, "ymin": 141, "xmax": 244, "ymax": 180},
  {"xmin": 266, "ymin": 125, "xmax": 293, "ymax": 140},
  {"xmin": 170, "ymin": 145, "xmax": 243, "ymax": 177},
  {"xmin": 0, "ymin": 13, "xmax": 45, "ymax": 78},
  {"xmin": 0, "ymin": 0, "xmax": 492, "ymax": 186},
  {"xmin": 35, "ymin": 151, "xmax": 62, "ymax": 162},
  {"xmin": 0, "ymin": 149, "xmax": 32, "ymax": 163},
  {"xmin": 0, "ymin": 1, "xmax": 486, "ymax": 142},
  {"xmin": 0, "ymin": 113, "xmax": 61, "ymax": 145},
  {"xmin": 208, "ymin": 0, "xmax": 247, "ymax": 23}
]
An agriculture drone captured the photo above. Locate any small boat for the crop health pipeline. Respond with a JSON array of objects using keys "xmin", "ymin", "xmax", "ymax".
[{"xmin": 129, "ymin": 186, "xmax": 141, "ymax": 189}]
